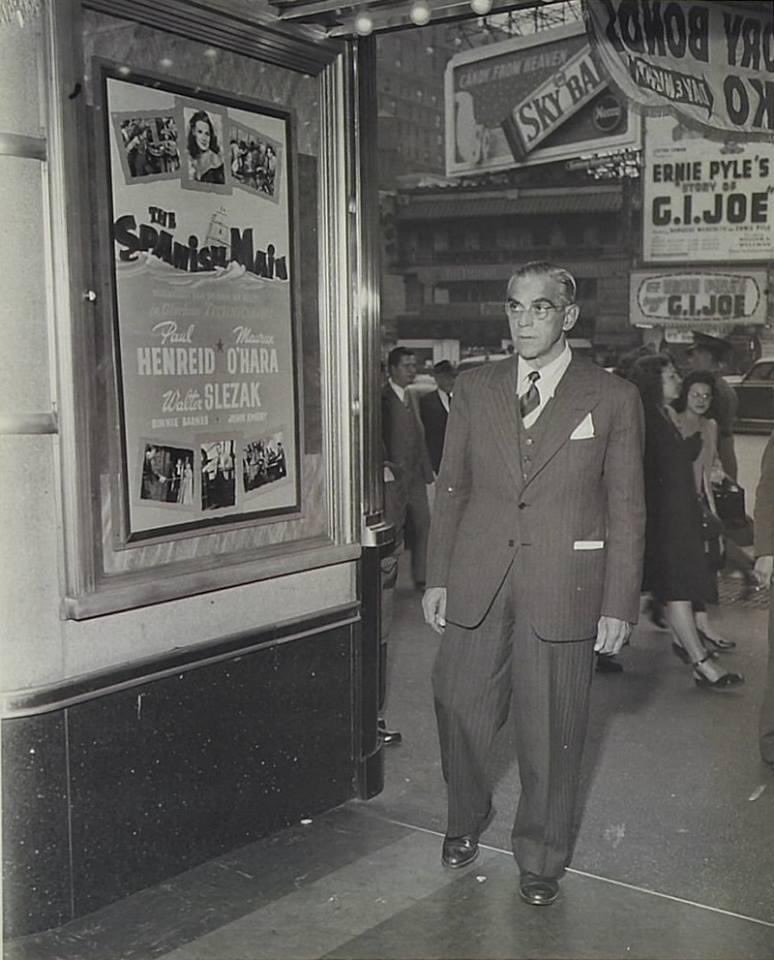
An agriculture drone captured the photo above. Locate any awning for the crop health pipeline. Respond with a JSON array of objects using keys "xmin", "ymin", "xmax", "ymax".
[
  {"xmin": 269, "ymin": 0, "xmax": 542, "ymax": 36},
  {"xmin": 397, "ymin": 190, "xmax": 622, "ymax": 220}
]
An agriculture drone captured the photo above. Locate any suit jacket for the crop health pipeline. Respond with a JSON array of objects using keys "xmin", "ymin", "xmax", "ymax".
[
  {"xmin": 382, "ymin": 383, "xmax": 434, "ymax": 487},
  {"xmin": 754, "ymin": 430, "xmax": 774, "ymax": 557},
  {"xmin": 420, "ymin": 389, "xmax": 449, "ymax": 474},
  {"xmin": 426, "ymin": 354, "xmax": 645, "ymax": 640}
]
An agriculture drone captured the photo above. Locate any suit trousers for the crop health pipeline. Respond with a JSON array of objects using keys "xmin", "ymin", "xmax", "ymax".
[
  {"xmin": 432, "ymin": 554, "xmax": 595, "ymax": 879},
  {"xmin": 760, "ymin": 602, "xmax": 774, "ymax": 766},
  {"xmin": 404, "ymin": 474, "xmax": 431, "ymax": 585}
]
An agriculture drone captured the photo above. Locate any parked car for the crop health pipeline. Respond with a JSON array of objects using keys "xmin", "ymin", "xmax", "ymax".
[
  {"xmin": 456, "ymin": 352, "xmax": 511, "ymax": 373},
  {"xmin": 732, "ymin": 357, "xmax": 774, "ymax": 433}
]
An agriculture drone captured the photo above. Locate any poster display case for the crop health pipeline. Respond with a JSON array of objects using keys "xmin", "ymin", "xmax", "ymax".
[{"xmin": 56, "ymin": 4, "xmax": 360, "ymax": 617}]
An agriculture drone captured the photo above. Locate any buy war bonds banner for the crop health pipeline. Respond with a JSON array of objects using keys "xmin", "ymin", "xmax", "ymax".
[
  {"xmin": 584, "ymin": 0, "xmax": 774, "ymax": 140},
  {"xmin": 103, "ymin": 70, "xmax": 299, "ymax": 540},
  {"xmin": 643, "ymin": 113, "xmax": 774, "ymax": 262}
]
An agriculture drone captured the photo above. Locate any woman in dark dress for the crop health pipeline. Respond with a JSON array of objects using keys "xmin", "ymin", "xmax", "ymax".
[{"xmin": 630, "ymin": 355, "xmax": 743, "ymax": 690}]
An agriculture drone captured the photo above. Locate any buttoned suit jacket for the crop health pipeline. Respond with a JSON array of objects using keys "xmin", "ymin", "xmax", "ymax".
[
  {"xmin": 419, "ymin": 389, "xmax": 449, "ymax": 475},
  {"xmin": 426, "ymin": 354, "xmax": 645, "ymax": 640},
  {"xmin": 382, "ymin": 383, "xmax": 434, "ymax": 487}
]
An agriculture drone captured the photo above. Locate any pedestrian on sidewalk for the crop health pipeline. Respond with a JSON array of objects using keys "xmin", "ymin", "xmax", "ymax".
[
  {"xmin": 686, "ymin": 332, "xmax": 739, "ymax": 481},
  {"xmin": 380, "ymin": 346, "xmax": 434, "ymax": 745},
  {"xmin": 630, "ymin": 354, "xmax": 744, "ymax": 690},
  {"xmin": 754, "ymin": 429, "xmax": 774, "ymax": 769},
  {"xmin": 420, "ymin": 360, "xmax": 456, "ymax": 477},
  {"xmin": 422, "ymin": 261, "xmax": 646, "ymax": 907}
]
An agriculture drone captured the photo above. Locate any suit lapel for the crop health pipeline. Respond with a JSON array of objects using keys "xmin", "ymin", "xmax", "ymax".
[
  {"xmin": 522, "ymin": 357, "xmax": 600, "ymax": 488},
  {"xmin": 487, "ymin": 357, "xmax": 524, "ymax": 490}
]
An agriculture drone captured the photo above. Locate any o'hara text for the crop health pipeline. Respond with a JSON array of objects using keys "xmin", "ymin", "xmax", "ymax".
[{"xmin": 137, "ymin": 345, "xmax": 279, "ymax": 377}]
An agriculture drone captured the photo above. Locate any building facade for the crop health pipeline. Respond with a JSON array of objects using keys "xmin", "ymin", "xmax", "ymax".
[{"xmin": 382, "ymin": 172, "xmax": 641, "ymax": 365}]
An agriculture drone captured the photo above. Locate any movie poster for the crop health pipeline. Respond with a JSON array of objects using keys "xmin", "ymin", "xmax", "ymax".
[
  {"xmin": 643, "ymin": 114, "xmax": 774, "ymax": 264},
  {"xmin": 104, "ymin": 71, "xmax": 299, "ymax": 539}
]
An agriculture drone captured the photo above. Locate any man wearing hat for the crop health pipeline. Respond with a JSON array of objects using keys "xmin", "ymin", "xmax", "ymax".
[
  {"xmin": 687, "ymin": 332, "xmax": 738, "ymax": 480},
  {"xmin": 420, "ymin": 360, "xmax": 457, "ymax": 476}
]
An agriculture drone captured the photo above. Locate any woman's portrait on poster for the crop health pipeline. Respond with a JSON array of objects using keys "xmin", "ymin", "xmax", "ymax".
[{"xmin": 186, "ymin": 109, "xmax": 225, "ymax": 185}]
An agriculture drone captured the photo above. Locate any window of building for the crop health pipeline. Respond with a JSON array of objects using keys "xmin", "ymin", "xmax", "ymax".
[
  {"xmin": 433, "ymin": 285, "xmax": 450, "ymax": 304},
  {"xmin": 405, "ymin": 275, "xmax": 424, "ymax": 309},
  {"xmin": 576, "ymin": 278, "xmax": 598, "ymax": 300},
  {"xmin": 465, "ymin": 230, "xmax": 481, "ymax": 251},
  {"xmin": 433, "ymin": 229, "xmax": 449, "ymax": 252},
  {"xmin": 549, "ymin": 225, "xmax": 565, "ymax": 247},
  {"xmin": 532, "ymin": 222, "xmax": 550, "ymax": 246}
]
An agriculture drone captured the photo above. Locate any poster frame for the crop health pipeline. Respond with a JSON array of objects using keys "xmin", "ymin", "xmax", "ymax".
[{"xmin": 97, "ymin": 61, "xmax": 303, "ymax": 544}]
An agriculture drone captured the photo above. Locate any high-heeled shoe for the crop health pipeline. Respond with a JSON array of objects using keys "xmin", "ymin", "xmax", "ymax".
[
  {"xmin": 692, "ymin": 654, "xmax": 744, "ymax": 690},
  {"xmin": 697, "ymin": 628, "xmax": 736, "ymax": 652},
  {"xmin": 671, "ymin": 641, "xmax": 717, "ymax": 664}
]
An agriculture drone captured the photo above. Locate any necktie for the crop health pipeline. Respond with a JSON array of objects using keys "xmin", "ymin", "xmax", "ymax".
[{"xmin": 519, "ymin": 371, "xmax": 541, "ymax": 420}]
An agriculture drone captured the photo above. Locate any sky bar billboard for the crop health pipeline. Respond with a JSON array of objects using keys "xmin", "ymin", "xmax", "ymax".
[{"xmin": 445, "ymin": 22, "xmax": 640, "ymax": 177}]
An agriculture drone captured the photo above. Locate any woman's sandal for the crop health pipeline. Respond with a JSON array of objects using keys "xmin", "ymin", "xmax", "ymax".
[
  {"xmin": 692, "ymin": 654, "xmax": 744, "ymax": 690},
  {"xmin": 697, "ymin": 628, "xmax": 736, "ymax": 652},
  {"xmin": 671, "ymin": 641, "xmax": 717, "ymax": 664}
]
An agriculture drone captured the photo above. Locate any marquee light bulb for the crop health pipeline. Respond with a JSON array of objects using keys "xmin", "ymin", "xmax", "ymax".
[
  {"xmin": 470, "ymin": 0, "xmax": 492, "ymax": 14},
  {"xmin": 409, "ymin": 0, "xmax": 432, "ymax": 26},
  {"xmin": 354, "ymin": 9, "xmax": 374, "ymax": 35}
]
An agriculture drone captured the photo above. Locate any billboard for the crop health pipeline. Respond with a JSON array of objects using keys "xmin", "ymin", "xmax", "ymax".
[
  {"xmin": 629, "ymin": 267, "xmax": 768, "ymax": 331},
  {"xmin": 584, "ymin": 0, "xmax": 774, "ymax": 141},
  {"xmin": 643, "ymin": 114, "xmax": 774, "ymax": 264},
  {"xmin": 445, "ymin": 22, "xmax": 640, "ymax": 177}
]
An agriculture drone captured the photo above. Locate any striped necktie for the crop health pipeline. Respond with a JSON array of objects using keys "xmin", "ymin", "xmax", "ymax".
[{"xmin": 519, "ymin": 370, "xmax": 541, "ymax": 420}]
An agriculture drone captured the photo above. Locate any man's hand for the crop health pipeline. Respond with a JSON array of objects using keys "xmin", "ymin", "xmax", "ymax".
[
  {"xmin": 754, "ymin": 555, "xmax": 773, "ymax": 587},
  {"xmin": 422, "ymin": 587, "xmax": 447, "ymax": 634},
  {"xmin": 594, "ymin": 616, "xmax": 631, "ymax": 656}
]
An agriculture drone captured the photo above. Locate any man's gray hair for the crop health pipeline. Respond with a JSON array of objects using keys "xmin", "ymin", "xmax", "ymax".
[{"xmin": 510, "ymin": 261, "xmax": 577, "ymax": 305}]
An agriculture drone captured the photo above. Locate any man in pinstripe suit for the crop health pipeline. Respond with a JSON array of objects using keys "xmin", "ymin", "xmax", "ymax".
[{"xmin": 422, "ymin": 262, "xmax": 645, "ymax": 906}]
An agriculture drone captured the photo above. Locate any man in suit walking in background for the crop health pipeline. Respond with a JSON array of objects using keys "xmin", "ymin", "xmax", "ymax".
[
  {"xmin": 422, "ymin": 262, "xmax": 645, "ymax": 906},
  {"xmin": 380, "ymin": 346, "xmax": 434, "ymax": 745},
  {"xmin": 420, "ymin": 360, "xmax": 456, "ymax": 477},
  {"xmin": 754, "ymin": 429, "xmax": 774, "ymax": 770}
]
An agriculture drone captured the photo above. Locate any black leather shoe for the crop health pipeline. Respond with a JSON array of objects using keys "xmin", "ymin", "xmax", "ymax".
[
  {"xmin": 377, "ymin": 719, "xmax": 402, "ymax": 745},
  {"xmin": 441, "ymin": 835, "xmax": 479, "ymax": 869},
  {"xmin": 519, "ymin": 873, "xmax": 559, "ymax": 906},
  {"xmin": 596, "ymin": 654, "xmax": 623, "ymax": 673}
]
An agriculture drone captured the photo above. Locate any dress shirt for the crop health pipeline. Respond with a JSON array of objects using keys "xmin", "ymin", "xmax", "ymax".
[
  {"xmin": 389, "ymin": 379, "xmax": 407, "ymax": 405},
  {"xmin": 517, "ymin": 341, "xmax": 572, "ymax": 428},
  {"xmin": 438, "ymin": 388, "xmax": 451, "ymax": 413}
]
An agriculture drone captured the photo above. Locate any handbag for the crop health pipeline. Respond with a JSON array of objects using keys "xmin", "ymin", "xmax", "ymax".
[
  {"xmin": 712, "ymin": 480, "xmax": 746, "ymax": 525},
  {"xmin": 712, "ymin": 479, "xmax": 753, "ymax": 546}
]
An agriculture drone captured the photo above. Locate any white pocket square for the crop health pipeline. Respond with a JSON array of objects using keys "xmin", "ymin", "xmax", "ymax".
[
  {"xmin": 574, "ymin": 540, "xmax": 605, "ymax": 551},
  {"xmin": 570, "ymin": 412, "xmax": 595, "ymax": 440}
]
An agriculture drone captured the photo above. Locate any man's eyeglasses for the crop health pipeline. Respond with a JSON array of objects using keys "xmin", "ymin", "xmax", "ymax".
[{"xmin": 505, "ymin": 299, "xmax": 570, "ymax": 320}]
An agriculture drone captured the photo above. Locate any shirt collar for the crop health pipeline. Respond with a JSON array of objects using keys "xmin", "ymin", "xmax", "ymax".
[
  {"xmin": 517, "ymin": 341, "xmax": 572, "ymax": 400},
  {"xmin": 389, "ymin": 379, "xmax": 406, "ymax": 403}
]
